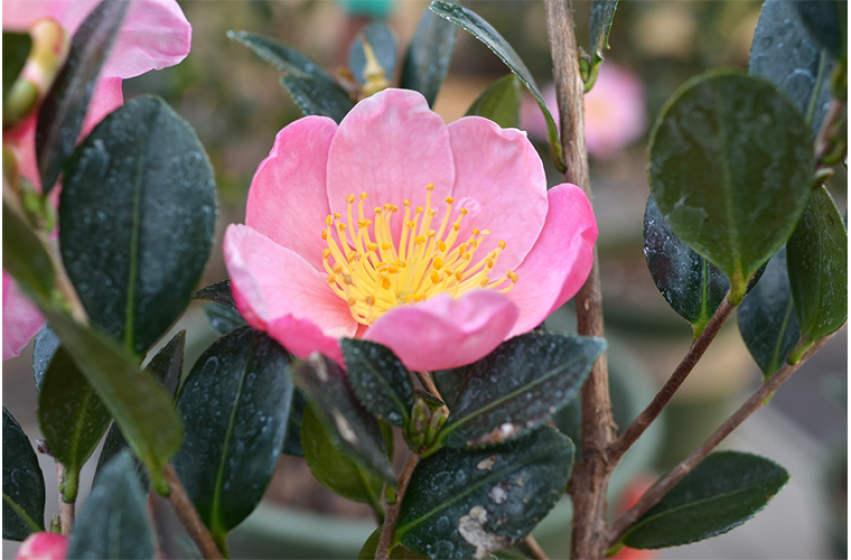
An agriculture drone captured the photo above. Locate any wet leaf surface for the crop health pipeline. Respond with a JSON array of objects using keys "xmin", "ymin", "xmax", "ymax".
[
  {"xmin": 438, "ymin": 333, "xmax": 605, "ymax": 450},
  {"xmin": 738, "ymin": 248, "xmax": 801, "ymax": 379},
  {"xmin": 194, "ymin": 279, "xmax": 235, "ymax": 308},
  {"xmin": 283, "ymin": 388, "xmax": 308, "ymax": 457},
  {"xmin": 3, "ymin": 200, "xmax": 55, "ymax": 302},
  {"xmin": 791, "ymin": 0, "xmax": 846, "ymax": 59},
  {"xmin": 429, "ymin": 1, "xmax": 565, "ymax": 172},
  {"xmin": 621, "ymin": 451, "xmax": 789, "ymax": 549},
  {"xmin": 348, "ymin": 22, "xmax": 397, "ymax": 83},
  {"xmin": 589, "ymin": 0, "xmax": 618, "ymax": 56},
  {"xmin": 3, "ymin": 408, "xmax": 45, "ymax": 540},
  {"xmin": 60, "ymin": 95, "xmax": 217, "ymax": 356},
  {"xmin": 67, "ymin": 451, "xmax": 153, "ymax": 560},
  {"xmin": 400, "ymin": 5, "xmax": 458, "ymax": 107},
  {"xmin": 36, "ymin": 0, "xmax": 128, "ymax": 193},
  {"xmin": 174, "ymin": 327, "xmax": 293, "ymax": 543},
  {"xmin": 291, "ymin": 354, "xmax": 396, "ymax": 486},
  {"xmin": 395, "ymin": 427, "xmax": 574, "ymax": 559},
  {"xmin": 203, "ymin": 303, "xmax": 247, "ymax": 336},
  {"xmin": 2, "ymin": 32, "xmax": 31, "ymax": 100},
  {"xmin": 342, "ymin": 339, "xmax": 414, "ymax": 428},
  {"xmin": 33, "ymin": 324, "xmax": 61, "ymax": 393},
  {"xmin": 465, "ymin": 74, "xmax": 522, "ymax": 129},
  {"xmin": 648, "ymin": 70, "xmax": 814, "ymax": 304}
]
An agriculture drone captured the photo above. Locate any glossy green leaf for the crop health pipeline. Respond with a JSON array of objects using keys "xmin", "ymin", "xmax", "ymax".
[
  {"xmin": 3, "ymin": 32, "xmax": 31, "ymax": 100},
  {"xmin": 302, "ymin": 402, "xmax": 385, "ymax": 515},
  {"xmin": 283, "ymin": 388, "xmax": 308, "ymax": 457},
  {"xmin": 60, "ymin": 95, "xmax": 217, "ymax": 356},
  {"xmin": 3, "ymin": 199, "xmax": 55, "ymax": 302},
  {"xmin": 433, "ymin": 366, "xmax": 472, "ymax": 412},
  {"xmin": 621, "ymin": 451, "xmax": 790, "ymax": 549},
  {"xmin": 67, "ymin": 451, "xmax": 154, "ymax": 560},
  {"xmin": 589, "ymin": 0, "xmax": 618, "ymax": 57},
  {"xmin": 394, "ymin": 427, "xmax": 574, "ymax": 559},
  {"xmin": 3, "ymin": 408, "xmax": 45, "ymax": 540},
  {"xmin": 195, "ymin": 279, "xmax": 235, "ymax": 309},
  {"xmin": 348, "ymin": 22, "xmax": 397, "ymax": 83},
  {"xmin": 342, "ymin": 339, "xmax": 414, "ymax": 428},
  {"xmin": 400, "ymin": 5, "xmax": 458, "ymax": 107},
  {"xmin": 437, "ymin": 333, "xmax": 605, "ymax": 450},
  {"xmin": 738, "ymin": 247, "xmax": 801, "ymax": 379},
  {"xmin": 38, "ymin": 348, "xmax": 111, "ymax": 501},
  {"xmin": 359, "ymin": 527, "xmax": 426, "ymax": 559},
  {"xmin": 749, "ymin": 0, "xmax": 835, "ymax": 133},
  {"xmin": 203, "ymin": 303, "xmax": 247, "ymax": 336},
  {"xmin": 791, "ymin": 0, "xmax": 846, "ymax": 60},
  {"xmin": 786, "ymin": 186, "xmax": 848, "ymax": 361},
  {"xmin": 429, "ymin": 1, "xmax": 565, "ymax": 172},
  {"xmin": 648, "ymin": 70, "xmax": 814, "ymax": 305},
  {"xmin": 280, "ymin": 74, "xmax": 356, "ymax": 124},
  {"xmin": 465, "ymin": 75, "xmax": 522, "ymax": 129},
  {"xmin": 291, "ymin": 354, "xmax": 396, "ymax": 486},
  {"xmin": 173, "ymin": 326, "xmax": 293, "ymax": 546},
  {"xmin": 36, "ymin": 0, "xmax": 128, "ymax": 193},
  {"xmin": 33, "ymin": 324, "xmax": 60, "ymax": 393}
]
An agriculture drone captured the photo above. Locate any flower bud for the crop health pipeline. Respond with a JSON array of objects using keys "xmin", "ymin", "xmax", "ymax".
[{"xmin": 16, "ymin": 532, "xmax": 69, "ymax": 560}]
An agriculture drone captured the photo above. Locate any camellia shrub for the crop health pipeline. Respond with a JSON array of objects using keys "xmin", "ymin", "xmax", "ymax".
[{"xmin": 3, "ymin": 0, "xmax": 846, "ymax": 559}]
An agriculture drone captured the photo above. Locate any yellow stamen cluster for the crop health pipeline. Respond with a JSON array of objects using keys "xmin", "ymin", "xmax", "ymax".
[{"xmin": 321, "ymin": 183, "xmax": 518, "ymax": 326}]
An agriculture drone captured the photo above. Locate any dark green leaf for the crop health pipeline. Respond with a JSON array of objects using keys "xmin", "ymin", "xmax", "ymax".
[
  {"xmin": 194, "ymin": 279, "xmax": 235, "ymax": 308},
  {"xmin": 433, "ymin": 366, "xmax": 472, "ymax": 411},
  {"xmin": 291, "ymin": 354, "xmax": 396, "ymax": 486},
  {"xmin": 429, "ymin": 1, "xmax": 565, "ymax": 172},
  {"xmin": 437, "ymin": 333, "xmax": 605, "ymax": 450},
  {"xmin": 464, "ymin": 75, "xmax": 522, "ymax": 129},
  {"xmin": 33, "ymin": 324, "xmax": 60, "ymax": 393},
  {"xmin": 67, "ymin": 451, "xmax": 154, "ymax": 560},
  {"xmin": 227, "ymin": 30, "xmax": 338, "ymax": 84},
  {"xmin": 342, "ymin": 339, "xmax": 414, "ymax": 428},
  {"xmin": 648, "ymin": 70, "xmax": 814, "ymax": 305},
  {"xmin": 394, "ymin": 427, "xmax": 574, "ymax": 559},
  {"xmin": 3, "ymin": 200, "xmax": 55, "ymax": 302},
  {"xmin": 280, "ymin": 74, "xmax": 355, "ymax": 124},
  {"xmin": 3, "ymin": 408, "xmax": 45, "ymax": 540},
  {"xmin": 359, "ymin": 527, "xmax": 426, "ymax": 559},
  {"xmin": 791, "ymin": 0, "xmax": 846, "ymax": 59},
  {"xmin": 644, "ymin": 195, "xmax": 729, "ymax": 337},
  {"xmin": 301, "ymin": 402, "xmax": 385, "ymax": 514},
  {"xmin": 786, "ymin": 185, "xmax": 848, "ymax": 361},
  {"xmin": 589, "ymin": 0, "xmax": 619, "ymax": 56},
  {"xmin": 400, "ymin": 6, "xmax": 457, "ymax": 107},
  {"xmin": 60, "ymin": 95, "xmax": 217, "ymax": 356},
  {"xmin": 348, "ymin": 22, "xmax": 397, "ymax": 83},
  {"xmin": 738, "ymin": 247, "xmax": 801, "ymax": 379},
  {"xmin": 174, "ymin": 327, "xmax": 293, "ymax": 544},
  {"xmin": 203, "ymin": 303, "xmax": 247, "ymax": 336},
  {"xmin": 283, "ymin": 388, "xmax": 308, "ymax": 457},
  {"xmin": 38, "ymin": 348, "xmax": 111, "ymax": 501},
  {"xmin": 36, "ymin": 0, "xmax": 128, "ymax": 193},
  {"xmin": 749, "ymin": 0, "xmax": 835, "ymax": 133},
  {"xmin": 621, "ymin": 451, "xmax": 790, "ymax": 549},
  {"xmin": 2, "ymin": 32, "xmax": 31, "ymax": 100}
]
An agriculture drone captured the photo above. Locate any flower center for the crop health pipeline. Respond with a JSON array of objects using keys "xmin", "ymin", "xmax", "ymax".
[{"xmin": 321, "ymin": 183, "xmax": 518, "ymax": 326}]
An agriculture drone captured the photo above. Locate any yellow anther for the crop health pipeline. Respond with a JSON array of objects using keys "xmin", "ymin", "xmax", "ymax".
[
  {"xmin": 428, "ymin": 209, "xmax": 436, "ymax": 216},
  {"xmin": 381, "ymin": 242, "xmax": 392, "ymax": 250},
  {"xmin": 506, "ymin": 270, "xmax": 518, "ymax": 283},
  {"xmin": 427, "ymin": 183, "xmax": 434, "ymax": 191},
  {"xmin": 346, "ymin": 251, "xmax": 358, "ymax": 262},
  {"xmin": 486, "ymin": 259, "xmax": 494, "ymax": 269},
  {"xmin": 469, "ymin": 238, "xmax": 478, "ymax": 248},
  {"xmin": 327, "ymin": 275, "xmax": 336, "ymax": 284},
  {"xmin": 403, "ymin": 199, "xmax": 411, "ymax": 206},
  {"xmin": 338, "ymin": 223, "xmax": 347, "ymax": 232},
  {"xmin": 323, "ymin": 249, "xmax": 331, "ymax": 259},
  {"xmin": 357, "ymin": 219, "xmax": 372, "ymax": 228},
  {"xmin": 453, "ymin": 224, "xmax": 461, "ymax": 232},
  {"xmin": 344, "ymin": 274, "xmax": 353, "ymax": 285},
  {"xmin": 406, "ymin": 221, "xmax": 415, "ymax": 229},
  {"xmin": 427, "ymin": 230, "xmax": 436, "ymax": 238},
  {"xmin": 367, "ymin": 242, "xmax": 378, "ymax": 251},
  {"xmin": 348, "ymin": 297, "xmax": 357, "ymax": 306},
  {"xmin": 365, "ymin": 295, "xmax": 376, "ymax": 306},
  {"xmin": 460, "ymin": 208, "xmax": 468, "ymax": 215},
  {"xmin": 431, "ymin": 271, "xmax": 441, "ymax": 284},
  {"xmin": 498, "ymin": 240, "xmax": 506, "ymax": 249},
  {"xmin": 433, "ymin": 257, "xmax": 444, "ymax": 270},
  {"xmin": 325, "ymin": 215, "xmax": 333, "ymax": 226},
  {"xmin": 333, "ymin": 212, "xmax": 341, "ymax": 220},
  {"xmin": 415, "ymin": 236, "xmax": 426, "ymax": 245},
  {"xmin": 374, "ymin": 207, "xmax": 383, "ymax": 215},
  {"xmin": 333, "ymin": 264, "xmax": 344, "ymax": 273},
  {"xmin": 321, "ymin": 230, "xmax": 328, "ymax": 240},
  {"xmin": 480, "ymin": 277, "xmax": 489, "ymax": 287},
  {"xmin": 437, "ymin": 240, "xmax": 447, "ymax": 252},
  {"xmin": 360, "ymin": 192, "xmax": 368, "ymax": 200},
  {"xmin": 459, "ymin": 244, "xmax": 468, "ymax": 254},
  {"xmin": 382, "ymin": 278, "xmax": 391, "ymax": 289},
  {"xmin": 445, "ymin": 196, "xmax": 454, "ymax": 204},
  {"xmin": 472, "ymin": 228, "xmax": 480, "ymax": 236},
  {"xmin": 346, "ymin": 194, "xmax": 356, "ymax": 204},
  {"xmin": 388, "ymin": 204, "xmax": 398, "ymax": 212},
  {"xmin": 416, "ymin": 206, "xmax": 423, "ymax": 214},
  {"xmin": 455, "ymin": 271, "xmax": 463, "ymax": 281}
]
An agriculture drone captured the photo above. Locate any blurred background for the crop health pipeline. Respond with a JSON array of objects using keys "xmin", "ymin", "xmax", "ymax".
[{"xmin": 4, "ymin": 1, "xmax": 847, "ymax": 558}]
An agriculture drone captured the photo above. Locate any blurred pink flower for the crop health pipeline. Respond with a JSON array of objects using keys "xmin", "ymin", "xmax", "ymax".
[
  {"xmin": 2, "ymin": 0, "xmax": 192, "ymax": 360},
  {"xmin": 16, "ymin": 532, "xmax": 68, "ymax": 560},
  {"xmin": 520, "ymin": 62, "xmax": 646, "ymax": 159},
  {"xmin": 225, "ymin": 88, "xmax": 597, "ymax": 371}
]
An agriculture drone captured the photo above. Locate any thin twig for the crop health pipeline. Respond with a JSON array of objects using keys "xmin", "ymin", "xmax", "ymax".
[
  {"xmin": 608, "ymin": 296, "xmax": 734, "ymax": 462},
  {"xmin": 163, "ymin": 463, "xmax": 224, "ymax": 560},
  {"xmin": 414, "ymin": 371, "xmax": 450, "ymax": 417},
  {"xmin": 607, "ymin": 331, "xmax": 839, "ymax": 545},
  {"xmin": 55, "ymin": 462, "xmax": 74, "ymax": 536},
  {"xmin": 814, "ymin": 97, "xmax": 846, "ymax": 162},
  {"xmin": 523, "ymin": 535, "xmax": 550, "ymax": 560},
  {"xmin": 375, "ymin": 453, "xmax": 421, "ymax": 560},
  {"xmin": 545, "ymin": 1, "xmax": 615, "ymax": 558}
]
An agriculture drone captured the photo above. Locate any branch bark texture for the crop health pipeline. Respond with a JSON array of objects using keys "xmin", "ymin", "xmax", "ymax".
[{"xmin": 163, "ymin": 463, "xmax": 223, "ymax": 560}]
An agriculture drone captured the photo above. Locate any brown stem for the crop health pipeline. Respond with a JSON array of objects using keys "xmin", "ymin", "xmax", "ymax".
[
  {"xmin": 415, "ymin": 371, "xmax": 449, "ymax": 417},
  {"xmin": 163, "ymin": 463, "xmax": 224, "ymax": 560},
  {"xmin": 814, "ymin": 97, "xmax": 846, "ymax": 162},
  {"xmin": 375, "ymin": 452, "xmax": 421, "ymax": 560},
  {"xmin": 55, "ymin": 463, "xmax": 74, "ymax": 536},
  {"xmin": 523, "ymin": 535, "xmax": 550, "ymax": 560},
  {"xmin": 607, "ymin": 331, "xmax": 838, "ymax": 545},
  {"xmin": 608, "ymin": 296, "xmax": 735, "ymax": 462},
  {"xmin": 545, "ymin": 2, "xmax": 615, "ymax": 558}
]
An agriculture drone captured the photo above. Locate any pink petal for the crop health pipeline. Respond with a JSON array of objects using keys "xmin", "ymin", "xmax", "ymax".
[
  {"xmin": 326, "ymin": 88, "xmax": 454, "ymax": 243},
  {"xmin": 267, "ymin": 315, "xmax": 344, "ymax": 366},
  {"xmin": 506, "ymin": 184, "xmax": 597, "ymax": 337},
  {"xmin": 2, "ymin": 1, "xmax": 66, "ymax": 29},
  {"xmin": 364, "ymin": 290, "xmax": 519, "ymax": 371},
  {"xmin": 3, "ymin": 272, "xmax": 46, "ymax": 360},
  {"xmin": 246, "ymin": 117, "xmax": 336, "ymax": 272},
  {"xmin": 447, "ymin": 117, "xmax": 548, "ymax": 277},
  {"xmin": 224, "ymin": 224, "xmax": 356, "ymax": 338},
  {"xmin": 80, "ymin": 76, "xmax": 123, "ymax": 137},
  {"xmin": 16, "ymin": 532, "xmax": 69, "ymax": 560}
]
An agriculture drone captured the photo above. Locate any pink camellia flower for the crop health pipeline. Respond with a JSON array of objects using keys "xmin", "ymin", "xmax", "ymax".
[
  {"xmin": 224, "ymin": 88, "xmax": 597, "ymax": 371},
  {"xmin": 520, "ymin": 62, "xmax": 646, "ymax": 159},
  {"xmin": 16, "ymin": 532, "xmax": 68, "ymax": 560},
  {"xmin": 2, "ymin": 0, "xmax": 192, "ymax": 360}
]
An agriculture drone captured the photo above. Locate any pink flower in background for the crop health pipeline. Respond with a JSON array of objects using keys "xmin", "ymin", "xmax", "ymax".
[
  {"xmin": 16, "ymin": 532, "xmax": 68, "ymax": 560},
  {"xmin": 520, "ymin": 62, "xmax": 646, "ymax": 159},
  {"xmin": 2, "ymin": 0, "xmax": 192, "ymax": 360},
  {"xmin": 225, "ymin": 88, "xmax": 597, "ymax": 371}
]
